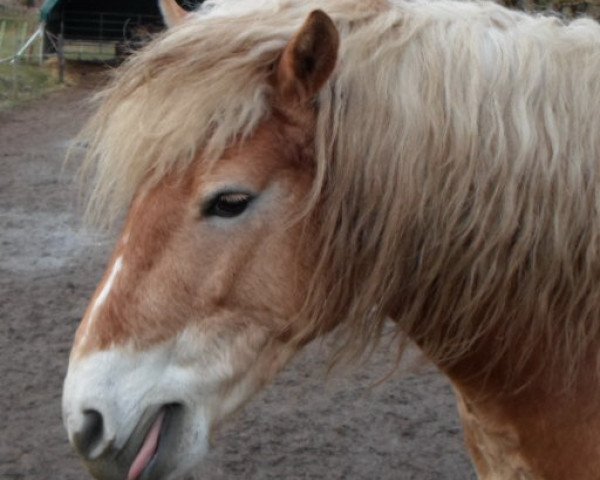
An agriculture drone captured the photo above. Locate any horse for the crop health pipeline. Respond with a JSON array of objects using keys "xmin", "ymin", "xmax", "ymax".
[{"xmin": 61, "ymin": 0, "xmax": 600, "ymax": 478}]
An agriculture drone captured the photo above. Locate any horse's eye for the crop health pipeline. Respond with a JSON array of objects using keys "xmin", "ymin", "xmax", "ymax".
[{"xmin": 204, "ymin": 192, "xmax": 253, "ymax": 218}]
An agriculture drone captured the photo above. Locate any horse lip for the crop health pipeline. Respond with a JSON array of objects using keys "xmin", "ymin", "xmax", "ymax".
[
  {"xmin": 118, "ymin": 404, "xmax": 179, "ymax": 480},
  {"xmin": 78, "ymin": 404, "xmax": 182, "ymax": 480},
  {"xmin": 117, "ymin": 406, "xmax": 164, "ymax": 459},
  {"xmin": 138, "ymin": 404, "xmax": 182, "ymax": 480}
]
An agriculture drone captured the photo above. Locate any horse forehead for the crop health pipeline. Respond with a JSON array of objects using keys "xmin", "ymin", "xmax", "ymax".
[
  {"xmin": 126, "ymin": 164, "xmax": 200, "ymax": 229},
  {"xmin": 192, "ymin": 116, "xmax": 314, "ymax": 185}
]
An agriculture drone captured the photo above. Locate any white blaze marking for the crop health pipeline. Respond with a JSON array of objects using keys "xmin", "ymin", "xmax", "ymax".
[
  {"xmin": 94, "ymin": 256, "xmax": 124, "ymax": 311},
  {"xmin": 80, "ymin": 256, "xmax": 124, "ymax": 343}
]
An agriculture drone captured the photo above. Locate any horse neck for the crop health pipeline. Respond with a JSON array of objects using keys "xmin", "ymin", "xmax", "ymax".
[{"xmin": 435, "ymin": 339, "xmax": 600, "ymax": 479}]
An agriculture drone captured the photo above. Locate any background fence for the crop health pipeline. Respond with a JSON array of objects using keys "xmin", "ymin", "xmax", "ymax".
[
  {"xmin": 0, "ymin": 16, "xmax": 53, "ymax": 109},
  {"xmin": 2, "ymin": 1, "xmax": 600, "ymax": 111},
  {"xmin": 55, "ymin": 9, "xmax": 161, "ymax": 59},
  {"xmin": 0, "ymin": 11, "xmax": 151, "ymax": 108}
]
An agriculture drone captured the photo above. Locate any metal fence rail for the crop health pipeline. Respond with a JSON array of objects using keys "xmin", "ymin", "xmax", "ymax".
[
  {"xmin": 40, "ymin": 10, "xmax": 163, "ymax": 66},
  {"xmin": 61, "ymin": 10, "xmax": 161, "ymax": 42}
]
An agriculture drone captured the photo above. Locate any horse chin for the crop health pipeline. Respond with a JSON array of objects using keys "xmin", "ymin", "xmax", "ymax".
[{"xmin": 155, "ymin": 407, "xmax": 213, "ymax": 480}]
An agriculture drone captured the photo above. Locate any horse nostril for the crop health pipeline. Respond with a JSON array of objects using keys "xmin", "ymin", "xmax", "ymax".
[{"xmin": 72, "ymin": 410, "xmax": 105, "ymax": 459}]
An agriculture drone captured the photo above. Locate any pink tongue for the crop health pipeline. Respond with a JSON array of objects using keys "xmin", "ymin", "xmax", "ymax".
[{"xmin": 127, "ymin": 410, "xmax": 166, "ymax": 480}]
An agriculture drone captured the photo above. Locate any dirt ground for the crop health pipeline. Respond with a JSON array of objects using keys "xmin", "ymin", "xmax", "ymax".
[{"xmin": 0, "ymin": 82, "xmax": 476, "ymax": 479}]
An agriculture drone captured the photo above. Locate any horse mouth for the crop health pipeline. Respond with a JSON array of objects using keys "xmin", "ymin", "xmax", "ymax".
[{"xmin": 126, "ymin": 404, "xmax": 180, "ymax": 480}]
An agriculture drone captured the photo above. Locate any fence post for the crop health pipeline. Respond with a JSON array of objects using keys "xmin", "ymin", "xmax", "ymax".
[
  {"xmin": 58, "ymin": 17, "xmax": 65, "ymax": 83},
  {"xmin": 11, "ymin": 57, "xmax": 18, "ymax": 100},
  {"xmin": 19, "ymin": 22, "xmax": 28, "ymax": 54},
  {"xmin": 58, "ymin": 34, "xmax": 65, "ymax": 82},
  {"xmin": 0, "ymin": 21, "xmax": 6, "ymax": 53},
  {"xmin": 38, "ymin": 27, "xmax": 44, "ymax": 65}
]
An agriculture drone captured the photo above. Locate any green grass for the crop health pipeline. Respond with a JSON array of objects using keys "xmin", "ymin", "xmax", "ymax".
[{"xmin": 0, "ymin": 62, "xmax": 61, "ymax": 110}]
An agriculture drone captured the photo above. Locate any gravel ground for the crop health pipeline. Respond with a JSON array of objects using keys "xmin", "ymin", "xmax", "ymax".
[{"xmin": 0, "ymin": 82, "xmax": 476, "ymax": 480}]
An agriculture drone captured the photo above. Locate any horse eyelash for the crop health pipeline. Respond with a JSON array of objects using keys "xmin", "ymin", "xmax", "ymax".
[{"xmin": 201, "ymin": 190, "xmax": 255, "ymax": 218}]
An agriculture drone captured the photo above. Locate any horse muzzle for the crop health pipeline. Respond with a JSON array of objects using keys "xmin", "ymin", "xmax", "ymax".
[
  {"xmin": 61, "ymin": 341, "xmax": 209, "ymax": 480},
  {"xmin": 62, "ymin": 326, "xmax": 270, "ymax": 479}
]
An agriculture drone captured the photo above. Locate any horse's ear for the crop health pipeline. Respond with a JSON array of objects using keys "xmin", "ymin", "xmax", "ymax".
[
  {"xmin": 159, "ymin": 0, "xmax": 187, "ymax": 28},
  {"xmin": 276, "ymin": 10, "xmax": 339, "ymax": 104}
]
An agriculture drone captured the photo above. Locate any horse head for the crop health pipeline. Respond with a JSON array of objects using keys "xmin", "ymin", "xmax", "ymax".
[{"xmin": 62, "ymin": 2, "xmax": 339, "ymax": 479}]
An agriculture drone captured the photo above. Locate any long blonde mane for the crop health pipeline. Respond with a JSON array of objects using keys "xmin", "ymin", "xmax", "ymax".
[{"xmin": 81, "ymin": 0, "xmax": 600, "ymax": 389}]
